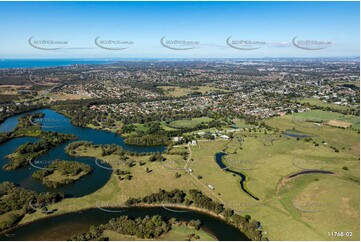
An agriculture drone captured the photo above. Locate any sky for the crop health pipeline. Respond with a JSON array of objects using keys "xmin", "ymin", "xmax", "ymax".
[{"xmin": 0, "ymin": 1, "xmax": 359, "ymax": 58}]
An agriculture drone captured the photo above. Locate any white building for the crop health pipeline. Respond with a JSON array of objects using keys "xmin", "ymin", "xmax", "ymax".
[
  {"xmin": 207, "ymin": 184, "xmax": 215, "ymax": 190},
  {"xmin": 220, "ymin": 135, "xmax": 230, "ymax": 140}
]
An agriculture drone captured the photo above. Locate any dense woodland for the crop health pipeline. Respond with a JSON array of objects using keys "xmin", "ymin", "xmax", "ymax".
[{"xmin": 0, "ymin": 182, "xmax": 63, "ymax": 232}]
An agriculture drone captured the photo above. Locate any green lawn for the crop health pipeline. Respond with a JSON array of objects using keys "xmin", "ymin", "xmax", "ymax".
[
  {"xmin": 169, "ymin": 117, "xmax": 214, "ymax": 129},
  {"xmin": 158, "ymin": 85, "xmax": 229, "ymax": 97},
  {"xmin": 299, "ymin": 98, "xmax": 354, "ymax": 112}
]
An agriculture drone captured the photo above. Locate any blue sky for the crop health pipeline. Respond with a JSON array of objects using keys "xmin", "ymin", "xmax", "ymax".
[{"xmin": 0, "ymin": 1, "xmax": 359, "ymax": 58}]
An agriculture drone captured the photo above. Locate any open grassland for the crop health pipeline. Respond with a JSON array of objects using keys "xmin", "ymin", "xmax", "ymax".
[
  {"xmin": 290, "ymin": 110, "xmax": 359, "ymax": 130},
  {"xmin": 169, "ymin": 117, "xmax": 214, "ymax": 129},
  {"xmin": 266, "ymin": 111, "xmax": 360, "ymax": 156},
  {"xmin": 292, "ymin": 110, "xmax": 356, "ymax": 122},
  {"xmin": 278, "ymin": 174, "xmax": 359, "ymax": 241},
  {"xmin": 298, "ymin": 98, "xmax": 355, "ymax": 112},
  {"xmin": 158, "ymin": 86, "xmax": 229, "ymax": 97},
  {"xmin": 232, "ymin": 118, "xmax": 258, "ymax": 129}
]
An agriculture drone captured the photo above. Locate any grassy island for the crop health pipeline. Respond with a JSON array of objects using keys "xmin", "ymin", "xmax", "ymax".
[
  {"xmin": 32, "ymin": 160, "xmax": 93, "ymax": 188},
  {"xmin": 3, "ymin": 132, "xmax": 77, "ymax": 170}
]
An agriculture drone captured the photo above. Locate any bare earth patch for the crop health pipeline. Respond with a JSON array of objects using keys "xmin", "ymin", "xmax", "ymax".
[{"xmin": 326, "ymin": 120, "xmax": 352, "ymax": 128}]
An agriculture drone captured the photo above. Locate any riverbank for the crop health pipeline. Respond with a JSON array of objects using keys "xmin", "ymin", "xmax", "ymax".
[{"xmin": 2, "ymin": 205, "xmax": 249, "ymax": 241}]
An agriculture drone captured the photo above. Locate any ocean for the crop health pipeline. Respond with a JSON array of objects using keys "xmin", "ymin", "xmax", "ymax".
[{"xmin": 0, "ymin": 59, "xmax": 114, "ymax": 69}]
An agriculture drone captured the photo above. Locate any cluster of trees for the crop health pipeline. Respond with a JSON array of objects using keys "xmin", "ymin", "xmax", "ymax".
[
  {"xmin": 0, "ymin": 113, "xmax": 45, "ymax": 145},
  {"xmin": 188, "ymin": 189, "xmax": 225, "ymax": 214},
  {"xmin": 0, "ymin": 94, "xmax": 20, "ymax": 104},
  {"xmin": 100, "ymin": 144, "xmax": 125, "ymax": 156},
  {"xmin": 188, "ymin": 190, "xmax": 265, "ymax": 240},
  {"xmin": 187, "ymin": 219, "xmax": 201, "ymax": 230},
  {"xmin": 32, "ymin": 160, "xmax": 93, "ymax": 188},
  {"xmin": 0, "ymin": 132, "xmax": 12, "ymax": 144},
  {"xmin": 148, "ymin": 153, "xmax": 163, "ymax": 162},
  {"xmin": 124, "ymin": 188, "xmax": 266, "ymax": 241},
  {"xmin": 69, "ymin": 215, "xmax": 171, "ymax": 240},
  {"xmin": 4, "ymin": 131, "xmax": 77, "ymax": 170},
  {"xmin": 125, "ymin": 189, "xmax": 186, "ymax": 206},
  {"xmin": 0, "ymin": 182, "xmax": 63, "ymax": 232},
  {"xmin": 124, "ymin": 133, "xmax": 169, "ymax": 146},
  {"xmin": 65, "ymin": 141, "xmax": 93, "ymax": 155}
]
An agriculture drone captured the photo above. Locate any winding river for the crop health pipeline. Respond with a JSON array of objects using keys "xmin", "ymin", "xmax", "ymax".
[
  {"xmin": 215, "ymin": 152, "xmax": 259, "ymax": 200},
  {"xmin": 0, "ymin": 109, "xmax": 165, "ymax": 197},
  {"xmin": 0, "ymin": 207, "xmax": 249, "ymax": 241}
]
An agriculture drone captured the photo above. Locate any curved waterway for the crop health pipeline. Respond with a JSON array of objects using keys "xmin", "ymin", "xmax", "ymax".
[
  {"xmin": 0, "ymin": 207, "xmax": 249, "ymax": 241},
  {"xmin": 0, "ymin": 109, "xmax": 165, "ymax": 197},
  {"xmin": 215, "ymin": 152, "xmax": 259, "ymax": 200},
  {"xmin": 287, "ymin": 169, "xmax": 335, "ymax": 179}
]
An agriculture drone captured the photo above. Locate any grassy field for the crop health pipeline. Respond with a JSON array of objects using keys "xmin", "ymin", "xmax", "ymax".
[
  {"xmin": 160, "ymin": 122, "xmax": 179, "ymax": 131},
  {"xmin": 292, "ymin": 110, "xmax": 355, "ymax": 122},
  {"xmin": 168, "ymin": 117, "xmax": 214, "ymax": 129},
  {"xmin": 267, "ymin": 111, "xmax": 360, "ymax": 156},
  {"xmin": 298, "ymin": 98, "xmax": 353, "ymax": 112},
  {"xmin": 290, "ymin": 110, "xmax": 360, "ymax": 130},
  {"xmin": 158, "ymin": 86, "xmax": 229, "ymax": 97}
]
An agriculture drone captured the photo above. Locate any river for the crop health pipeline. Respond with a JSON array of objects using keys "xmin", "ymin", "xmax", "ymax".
[{"xmin": 0, "ymin": 109, "xmax": 164, "ymax": 197}]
